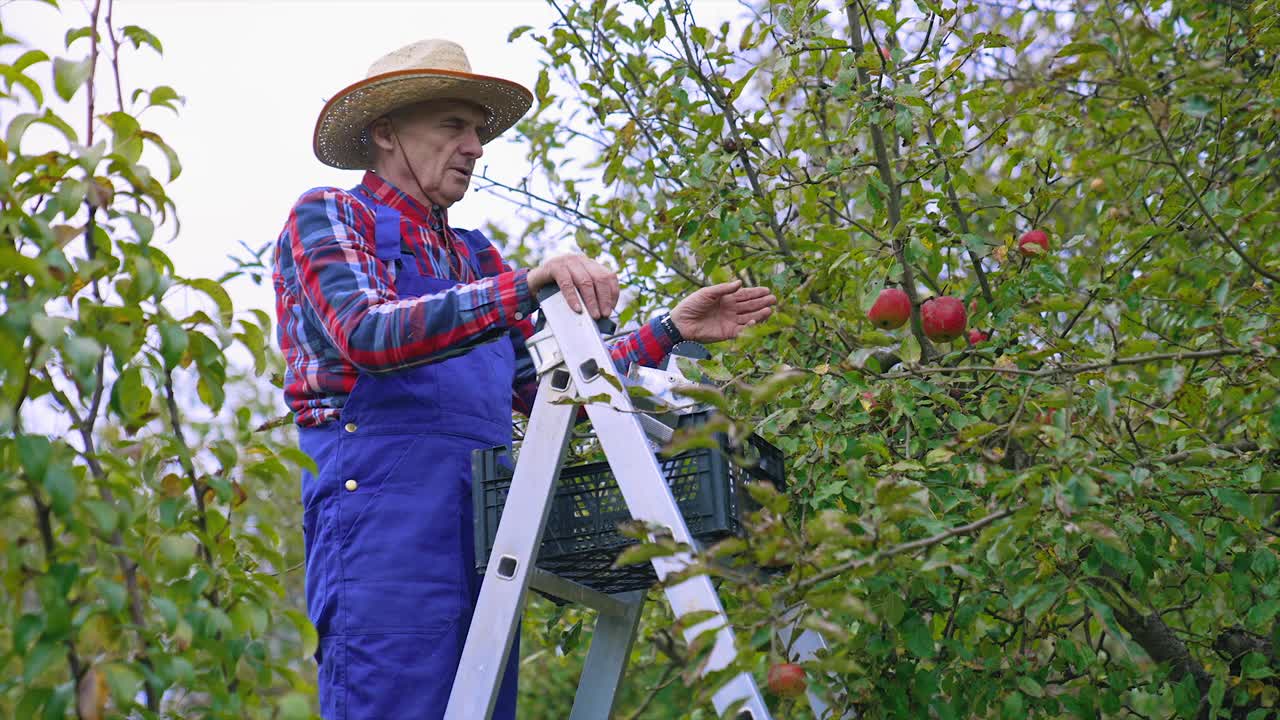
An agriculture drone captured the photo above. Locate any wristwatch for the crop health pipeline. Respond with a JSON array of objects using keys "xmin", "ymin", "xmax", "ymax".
[{"xmin": 659, "ymin": 313, "xmax": 685, "ymax": 344}]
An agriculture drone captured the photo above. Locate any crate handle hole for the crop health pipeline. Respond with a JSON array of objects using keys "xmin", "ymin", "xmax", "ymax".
[
  {"xmin": 497, "ymin": 555, "xmax": 518, "ymax": 579},
  {"xmin": 551, "ymin": 369, "xmax": 571, "ymax": 391},
  {"xmin": 579, "ymin": 359, "xmax": 600, "ymax": 381},
  {"xmin": 736, "ymin": 711, "xmax": 755, "ymax": 720}
]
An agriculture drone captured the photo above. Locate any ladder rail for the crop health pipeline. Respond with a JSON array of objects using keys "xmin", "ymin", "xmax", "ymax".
[
  {"xmin": 448, "ymin": 290, "xmax": 842, "ymax": 720},
  {"xmin": 444, "ymin": 372, "xmax": 577, "ymax": 720}
]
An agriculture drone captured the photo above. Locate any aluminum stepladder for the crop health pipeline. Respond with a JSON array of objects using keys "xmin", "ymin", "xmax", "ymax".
[{"xmin": 444, "ymin": 288, "xmax": 849, "ymax": 720}]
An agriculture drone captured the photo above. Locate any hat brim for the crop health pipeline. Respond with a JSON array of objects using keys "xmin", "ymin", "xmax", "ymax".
[{"xmin": 313, "ymin": 68, "xmax": 533, "ymax": 170}]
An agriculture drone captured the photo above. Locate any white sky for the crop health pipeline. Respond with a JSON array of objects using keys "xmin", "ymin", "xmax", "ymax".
[{"xmin": 2, "ymin": 0, "xmax": 582, "ymax": 315}]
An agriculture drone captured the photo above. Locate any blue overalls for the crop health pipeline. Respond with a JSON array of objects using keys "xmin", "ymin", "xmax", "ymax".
[{"xmin": 298, "ymin": 189, "xmax": 521, "ymax": 719}]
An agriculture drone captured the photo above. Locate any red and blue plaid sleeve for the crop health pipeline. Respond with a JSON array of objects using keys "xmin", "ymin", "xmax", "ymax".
[
  {"xmin": 288, "ymin": 188, "xmax": 536, "ymax": 373},
  {"xmin": 466, "ymin": 240, "xmax": 677, "ymax": 417}
]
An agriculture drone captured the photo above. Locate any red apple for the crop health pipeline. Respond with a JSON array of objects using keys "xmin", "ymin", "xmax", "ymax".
[
  {"xmin": 921, "ymin": 296, "xmax": 966, "ymax": 341},
  {"xmin": 1018, "ymin": 229, "xmax": 1050, "ymax": 257},
  {"xmin": 867, "ymin": 288, "xmax": 911, "ymax": 330},
  {"xmin": 767, "ymin": 663, "xmax": 806, "ymax": 697},
  {"xmin": 967, "ymin": 329, "xmax": 989, "ymax": 346},
  {"xmin": 879, "ymin": 46, "xmax": 891, "ymax": 61}
]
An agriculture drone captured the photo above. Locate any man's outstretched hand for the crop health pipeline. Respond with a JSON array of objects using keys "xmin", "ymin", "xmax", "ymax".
[{"xmin": 670, "ymin": 280, "xmax": 777, "ymax": 344}]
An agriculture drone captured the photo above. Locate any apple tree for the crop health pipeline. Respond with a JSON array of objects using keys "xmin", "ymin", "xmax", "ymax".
[
  {"xmin": 0, "ymin": 3, "xmax": 314, "ymax": 718},
  {"xmin": 502, "ymin": 0, "xmax": 1280, "ymax": 717}
]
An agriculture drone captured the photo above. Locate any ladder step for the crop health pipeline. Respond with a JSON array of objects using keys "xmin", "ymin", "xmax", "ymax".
[{"xmin": 529, "ymin": 568, "xmax": 634, "ymax": 616}]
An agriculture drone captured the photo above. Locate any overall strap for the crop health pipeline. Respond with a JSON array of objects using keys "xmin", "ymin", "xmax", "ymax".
[
  {"xmin": 348, "ymin": 185, "xmax": 402, "ymax": 263},
  {"xmin": 454, "ymin": 228, "xmax": 492, "ymax": 278},
  {"xmin": 372, "ymin": 204, "xmax": 402, "ymax": 264}
]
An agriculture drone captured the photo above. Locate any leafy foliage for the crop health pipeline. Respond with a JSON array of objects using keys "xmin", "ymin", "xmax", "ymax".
[
  {"xmin": 503, "ymin": 0, "xmax": 1280, "ymax": 717},
  {"xmin": 1, "ymin": 4, "xmax": 311, "ymax": 718},
  {"xmin": 5, "ymin": 1, "xmax": 1280, "ymax": 719}
]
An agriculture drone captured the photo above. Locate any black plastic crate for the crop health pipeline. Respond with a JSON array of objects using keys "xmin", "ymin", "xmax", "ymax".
[{"xmin": 472, "ymin": 413, "xmax": 786, "ymax": 595}]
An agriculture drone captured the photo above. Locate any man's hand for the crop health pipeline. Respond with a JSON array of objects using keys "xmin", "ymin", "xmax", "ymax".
[
  {"xmin": 670, "ymin": 280, "xmax": 777, "ymax": 344},
  {"xmin": 527, "ymin": 254, "xmax": 619, "ymax": 319}
]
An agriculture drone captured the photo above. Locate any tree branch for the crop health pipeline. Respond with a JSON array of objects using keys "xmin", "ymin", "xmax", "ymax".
[
  {"xmin": 475, "ymin": 170, "xmax": 706, "ymax": 287},
  {"xmin": 845, "ymin": 0, "xmax": 937, "ymax": 361},
  {"xmin": 924, "ymin": 122, "xmax": 994, "ymax": 306},
  {"xmin": 907, "ymin": 347, "xmax": 1255, "ymax": 378},
  {"xmin": 796, "ymin": 505, "xmax": 1023, "ymax": 591}
]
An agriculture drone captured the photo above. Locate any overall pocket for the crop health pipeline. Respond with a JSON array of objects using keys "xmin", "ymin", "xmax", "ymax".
[{"xmin": 336, "ymin": 433, "xmax": 470, "ymax": 635}]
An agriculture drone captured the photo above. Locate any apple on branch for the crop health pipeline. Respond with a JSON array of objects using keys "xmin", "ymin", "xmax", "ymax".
[
  {"xmin": 867, "ymin": 287, "xmax": 910, "ymax": 330},
  {"xmin": 767, "ymin": 663, "xmax": 806, "ymax": 697},
  {"xmin": 921, "ymin": 296, "xmax": 967, "ymax": 342},
  {"xmin": 1018, "ymin": 229, "xmax": 1051, "ymax": 257}
]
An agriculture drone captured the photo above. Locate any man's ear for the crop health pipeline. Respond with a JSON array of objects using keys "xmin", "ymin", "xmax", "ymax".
[{"xmin": 367, "ymin": 116, "xmax": 396, "ymax": 154}]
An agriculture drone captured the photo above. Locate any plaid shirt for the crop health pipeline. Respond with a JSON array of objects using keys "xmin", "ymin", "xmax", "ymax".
[{"xmin": 273, "ymin": 171, "xmax": 675, "ymax": 428}]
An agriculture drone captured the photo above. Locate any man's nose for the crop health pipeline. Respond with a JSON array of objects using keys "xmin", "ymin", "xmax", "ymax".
[{"xmin": 460, "ymin": 128, "xmax": 483, "ymax": 159}]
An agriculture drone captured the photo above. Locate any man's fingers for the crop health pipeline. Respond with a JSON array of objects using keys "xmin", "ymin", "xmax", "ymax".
[
  {"xmin": 568, "ymin": 261, "xmax": 602, "ymax": 318},
  {"xmin": 587, "ymin": 259, "xmax": 618, "ymax": 318},
  {"xmin": 735, "ymin": 294, "xmax": 778, "ymax": 313},
  {"xmin": 736, "ymin": 286, "xmax": 775, "ymax": 301},
  {"xmin": 603, "ymin": 267, "xmax": 620, "ymax": 317},
  {"xmin": 552, "ymin": 263, "xmax": 583, "ymax": 313},
  {"xmin": 704, "ymin": 279, "xmax": 744, "ymax": 298},
  {"xmin": 538, "ymin": 255, "xmax": 620, "ymax": 318}
]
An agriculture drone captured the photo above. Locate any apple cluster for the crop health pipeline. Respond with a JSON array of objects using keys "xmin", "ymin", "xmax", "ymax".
[{"xmin": 866, "ymin": 229, "xmax": 1053, "ymax": 348}]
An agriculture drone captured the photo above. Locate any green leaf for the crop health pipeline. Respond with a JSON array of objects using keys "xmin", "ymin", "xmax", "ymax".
[
  {"xmin": 141, "ymin": 131, "xmax": 181, "ymax": 181},
  {"xmin": 64, "ymin": 26, "xmax": 94, "ymax": 48},
  {"xmin": 121, "ymin": 25, "xmax": 163, "ymax": 54},
  {"xmin": 1214, "ymin": 488, "xmax": 1256, "ymax": 522},
  {"xmin": 16, "ymin": 689, "xmax": 50, "ymax": 719},
  {"xmin": 158, "ymin": 321, "xmax": 188, "ymax": 369},
  {"xmin": 1017, "ymin": 676, "xmax": 1044, "ymax": 698},
  {"xmin": 186, "ymin": 278, "xmax": 233, "ymax": 323},
  {"xmin": 1055, "ymin": 42, "xmax": 1108, "ymax": 58},
  {"xmin": 17, "ymin": 434, "xmax": 52, "ymax": 483},
  {"xmin": 43, "ymin": 460, "xmax": 76, "ymax": 517},
  {"xmin": 82, "ymin": 499, "xmax": 118, "ymax": 533},
  {"xmin": 1181, "ymin": 96, "xmax": 1213, "ymax": 118},
  {"xmin": 102, "ymin": 663, "xmax": 144, "ymax": 708},
  {"xmin": 109, "ymin": 366, "xmax": 151, "ymax": 421},
  {"xmin": 94, "ymin": 577, "xmax": 127, "ymax": 613},
  {"xmin": 152, "ymin": 596, "xmax": 180, "ymax": 631},
  {"xmin": 277, "ymin": 693, "xmax": 312, "ymax": 720},
  {"xmin": 158, "ymin": 534, "xmax": 198, "ymax": 572},
  {"xmin": 24, "ymin": 641, "xmax": 58, "ymax": 684},
  {"xmin": 1095, "ymin": 386, "xmax": 1115, "ymax": 421},
  {"xmin": 535, "ymin": 69, "xmax": 550, "ymax": 103},
  {"xmin": 61, "ymin": 336, "xmax": 103, "ymax": 381},
  {"xmin": 900, "ymin": 612, "xmax": 934, "ymax": 658},
  {"xmin": 122, "ymin": 211, "xmax": 155, "ymax": 244},
  {"xmin": 286, "ymin": 609, "xmax": 318, "ymax": 659},
  {"xmin": 52, "ymin": 56, "xmax": 92, "ymax": 102},
  {"xmin": 1246, "ymin": 599, "xmax": 1278, "ymax": 629},
  {"xmin": 612, "ymin": 541, "xmax": 676, "ymax": 568},
  {"xmin": 1156, "ymin": 511, "xmax": 1199, "ymax": 549}
]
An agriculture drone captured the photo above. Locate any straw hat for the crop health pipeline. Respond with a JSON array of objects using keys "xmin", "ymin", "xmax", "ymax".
[{"xmin": 313, "ymin": 39, "xmax": 533, "ymax": 170}]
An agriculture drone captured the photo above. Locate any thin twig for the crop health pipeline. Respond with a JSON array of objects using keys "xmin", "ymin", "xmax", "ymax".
[
  {"xmin": 907, "ymin": 347, "xmax": 1255, "ymax": 378},
  {"xmin": 796, "ymin": 505, "xmax": 1024, "ymax": 591}
]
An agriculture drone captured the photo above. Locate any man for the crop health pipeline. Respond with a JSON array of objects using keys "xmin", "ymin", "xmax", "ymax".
[{"xmin": 272, "ymin": 38, "xmax": 776, "ymax": 719}]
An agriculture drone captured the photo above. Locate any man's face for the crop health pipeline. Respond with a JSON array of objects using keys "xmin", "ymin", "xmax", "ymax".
[{"xmin": 375, "ymin": 99, "xmax": 488, "ymax": 208}]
